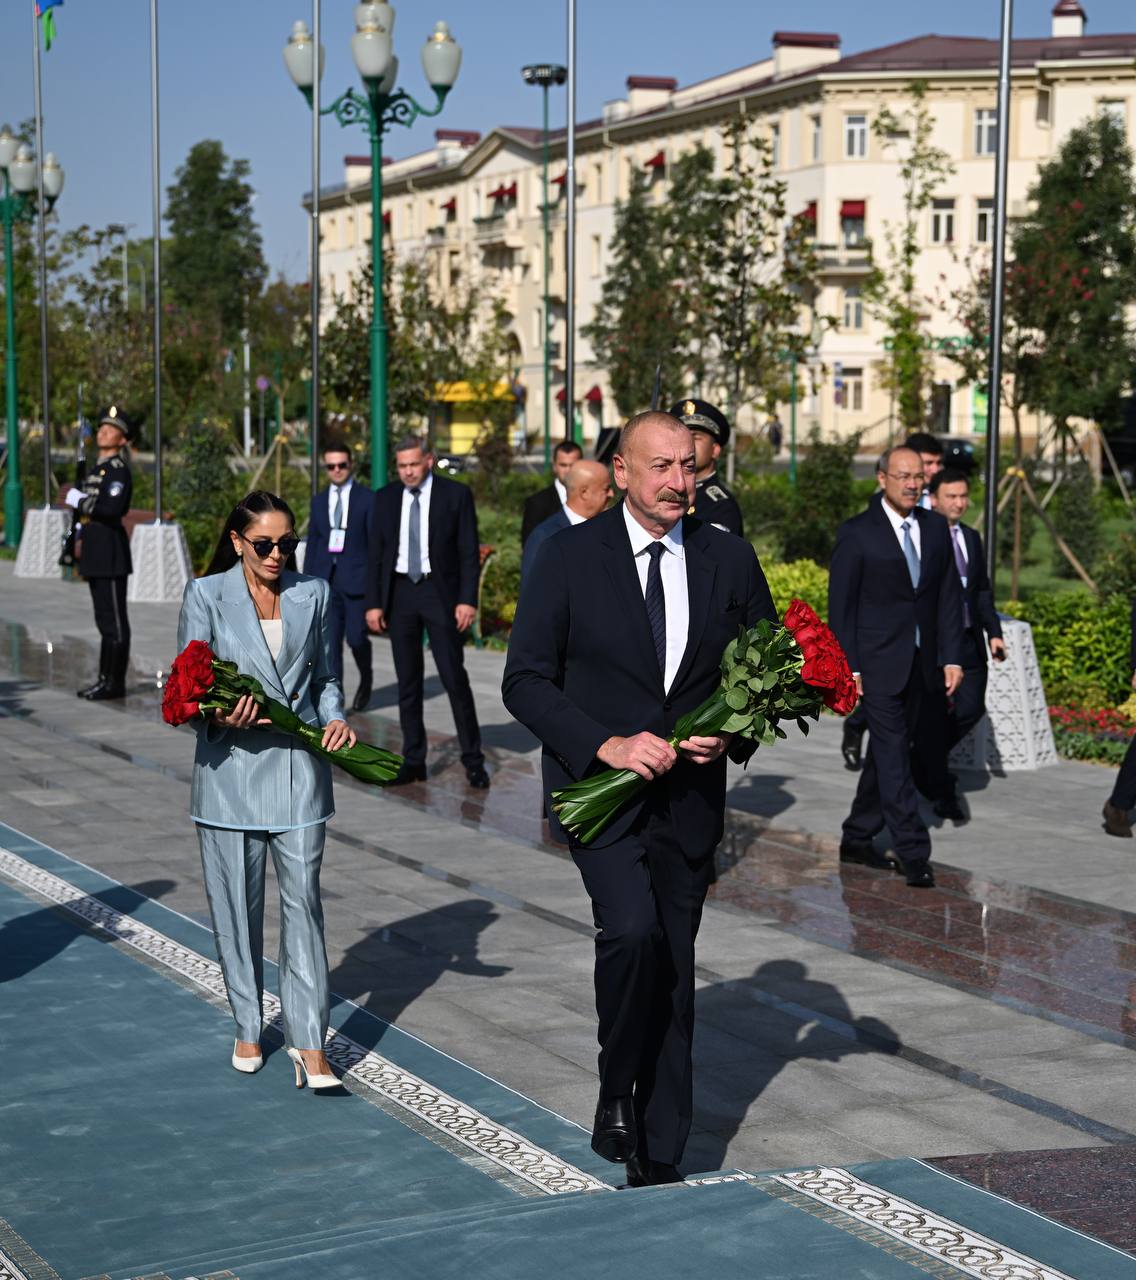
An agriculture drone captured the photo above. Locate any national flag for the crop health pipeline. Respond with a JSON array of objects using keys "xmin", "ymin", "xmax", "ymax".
[{"xmin": 36, "ymin": 0, "xmax": 64, "ymax": 52}]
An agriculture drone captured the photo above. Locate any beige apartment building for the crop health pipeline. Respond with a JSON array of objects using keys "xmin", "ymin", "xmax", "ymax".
[{"xmin": 311, "ymin": 1, "xmax": 1136, "ymax": 455}]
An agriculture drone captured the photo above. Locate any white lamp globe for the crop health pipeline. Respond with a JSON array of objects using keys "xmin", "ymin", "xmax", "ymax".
[
  {"xmin": 0, "ymin": 124, "xmax": 18, "ymax": 172},
  {"xmin": 283, "ymin": 20, "xmax": 324, "ymax": 89},
  {"xmin": 43, "ymin": 152, "xmax": 64, "ymax": 199},
  {"xmin": 378, "ymin": 54, "xmax": 400, "ymax": 97},
  {"xmin": 421, "ymin": 21, "xmax": 461, "ymax": 90},
  {"xmin": 10, "ymin": 144, "xmax": 36, "ymax": 193},
  {"xmin": 352, "ymin": 5, "xmax": 393, "ymax": 82}
]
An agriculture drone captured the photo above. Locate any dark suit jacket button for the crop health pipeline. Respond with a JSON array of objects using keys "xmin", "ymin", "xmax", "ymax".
[{"xmin": 664, "ymin": 700, "xmax": 672, "ymax": 711}]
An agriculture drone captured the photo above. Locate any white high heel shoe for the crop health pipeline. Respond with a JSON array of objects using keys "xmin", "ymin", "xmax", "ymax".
[
  {"xmin": 286, "ymin": 1047, "xmax": 340, "ymax": 1091},
  {"xmin": 231, "ymin": 1040, "xmax": 264, "ymax": 1074}
]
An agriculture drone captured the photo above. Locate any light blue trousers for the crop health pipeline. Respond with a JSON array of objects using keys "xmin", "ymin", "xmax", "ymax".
[{"xmin": 196, "ymin": 823, "xmax": 330, "ymax": 1050}]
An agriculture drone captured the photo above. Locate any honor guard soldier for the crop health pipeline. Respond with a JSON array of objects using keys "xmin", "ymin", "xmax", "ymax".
[
  {"xmin": 669, "ymin": 398, "xmax": 744, "ymax": 537},
  {"xmin": 64, "ymin": 405, "xmax": 134, "ymax": 700}
]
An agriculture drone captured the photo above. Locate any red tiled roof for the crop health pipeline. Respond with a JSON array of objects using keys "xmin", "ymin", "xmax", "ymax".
[
  {"xmin": 627, "ymin": 75, "xmax": 677, "ymax": 91},
  {"xmin": 773, "ymin": 32, "xmax": 840, "ymax": 48}
]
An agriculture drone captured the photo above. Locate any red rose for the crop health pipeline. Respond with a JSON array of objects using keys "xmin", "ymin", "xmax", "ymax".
[
  {"xmin": 783, "ymin": 599, "xmax": 822, "ymax": 634},
  {"xmin": 161, "ymin": 670, "xmax": 201, "ymax": 726},
  {"xmin": 792, "ymin": 624, "xmax": 822, "ymax": 652},
  {"xmin": 178, "ymin": 640, "xmax": 217, "ymax": 697}
]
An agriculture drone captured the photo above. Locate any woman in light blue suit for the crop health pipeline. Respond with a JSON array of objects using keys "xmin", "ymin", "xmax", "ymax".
[{"xmin": 177, "ymin": 491, "xmax": 357, "ymax": 1090}]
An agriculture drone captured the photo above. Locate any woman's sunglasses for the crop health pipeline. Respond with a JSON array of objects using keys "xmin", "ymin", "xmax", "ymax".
[{"xmin": 241, "ymin": 533, "xmax": 300, "ymax": 560}]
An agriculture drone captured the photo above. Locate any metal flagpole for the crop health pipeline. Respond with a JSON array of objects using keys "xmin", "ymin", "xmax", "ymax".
[
  {"xmin": 149, "ymin": 0, "xmax": 163, "ymax": 524},
  {"xmin": 564, "ymin": 0, "xmax": 577, "ymax": 444},
  {"xmin": 983, "ymin": 0, "xmax": 1014, "ymax": 592},
  {"xmin": 31, "ymin": 3, "xmax": 52, "ymax": 504},
  {"xmin": 310, "ymin": 0, "xmax": 321, "ymax": 495}
]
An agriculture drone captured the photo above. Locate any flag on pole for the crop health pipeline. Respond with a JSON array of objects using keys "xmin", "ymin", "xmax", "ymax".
[{"xmin": 36, "ymin": 0, "xmax": 64, "ymax": 51}]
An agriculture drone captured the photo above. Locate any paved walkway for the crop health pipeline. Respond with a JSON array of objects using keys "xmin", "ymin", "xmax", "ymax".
[{"xmin": 1, "ymin": 560, "xmax": 1135, "ymax": 1259}]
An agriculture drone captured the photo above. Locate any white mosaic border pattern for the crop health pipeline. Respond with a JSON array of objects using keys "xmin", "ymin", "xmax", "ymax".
[
  {"xmin": 774, "ymin": 1167, "xmax": 1077, "ymax": 1280},
  {"xmin": 0, "ymin": 1251, "xmax": 28, "ymax": 1280},
  {"xmin": 0, "ymin": 847, "xmax": 607, "ymax": 1197}
]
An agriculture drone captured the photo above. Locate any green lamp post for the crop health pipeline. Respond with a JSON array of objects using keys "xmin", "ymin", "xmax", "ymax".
[
  {"xmin": 284, "ymin": 5, "xmax": 462, "ymax": 487},
  {"xmin": 1, "ymin": 125, "xmax": 63, "ymax": 546}
]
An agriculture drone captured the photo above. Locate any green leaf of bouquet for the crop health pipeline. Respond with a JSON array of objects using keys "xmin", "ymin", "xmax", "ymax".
[
  {"xmin": 722, "ymin": 711, "xmax": 752, "ymax": 734},
  {"xmin": 725, "ymin": 686, "xmax": 749, "ymax": 711},
  {"xmin": 762, "ymin": 670, "xmax": 780, "ymax": 690},
  {"xmin": 797, "ymin": 717, "xmax": 810, "ymax": 736},
  {"xmin": 774, "ymin": 724, "xmax": 788, "ymax": 739}
]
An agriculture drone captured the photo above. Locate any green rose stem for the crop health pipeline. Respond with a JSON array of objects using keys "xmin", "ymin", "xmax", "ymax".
[{"xmin": 197, "ymin": 659, "xmax": 402, "ymax": 786}]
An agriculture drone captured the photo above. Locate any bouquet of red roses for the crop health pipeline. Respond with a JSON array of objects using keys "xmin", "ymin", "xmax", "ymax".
[
  {"xmin": 162, "ymin": 639, "xmax": 403, "ymax": 786},
  {"xmin": 551, "ymin": 599, "xmax": 857, "ymax": 844}
]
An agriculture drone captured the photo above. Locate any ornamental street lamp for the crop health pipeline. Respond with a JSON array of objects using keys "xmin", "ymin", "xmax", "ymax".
[
  {"xmin": 0, "ymin": 125, "xmax": 63, "ymax": 545},
  {"xmin": 521, "ymin": 63, "xmax": 566, "ymax": 474},
  {"xmin": 285, "ymin": 5, "xmax": 462, "ymax": 485}
]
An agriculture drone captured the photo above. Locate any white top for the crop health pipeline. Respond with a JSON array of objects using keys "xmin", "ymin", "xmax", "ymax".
[
  {"xmin": 259, "ymin": 618, "xmax": 283, "ymax": 662},
  {"xmin": 328, "ymin": 477, "xmax": 354, "ymax": 529},
  {"xmin": 564, "ymin": 504, "xmax": 587, "ymax": 526},
  {"xmin": 622, "ymin": 503, "xmax": 689, "ymax": 694},
  {"xmin": 395, "ymin": 471, "xmax": 433, "ymax": 575},
  {"xmin": 554, "ymin": 477, "xmax": 567, "ymax": 506},
  {"xmin": 881, "ymin": 496, "xmax": 922, "ymax": 559}
]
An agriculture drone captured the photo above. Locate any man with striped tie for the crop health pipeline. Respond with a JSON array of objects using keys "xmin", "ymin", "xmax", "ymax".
[
  {"xmin": 503, "ymin": 411, "xmax": 776, "ymax": 1186},
  {"xmin": 365, "ymin": 437, "xmax": 488, "ymax": 789},
  {"xmin": 828, "ymin": 446, "xmax": 964, "ymax": 889}
]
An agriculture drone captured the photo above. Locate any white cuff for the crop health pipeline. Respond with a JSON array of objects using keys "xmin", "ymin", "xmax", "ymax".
[{"xmin": 64, "ymin": 487, "xmax": 84, "ymax": 509}]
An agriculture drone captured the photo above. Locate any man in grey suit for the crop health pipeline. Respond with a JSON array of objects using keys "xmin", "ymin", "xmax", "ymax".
[{"xmin": 521, "ymin": 459, "xmax": 612, "ymax": 584}]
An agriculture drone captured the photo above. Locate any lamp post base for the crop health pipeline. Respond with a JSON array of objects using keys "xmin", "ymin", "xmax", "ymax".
[
  {"xmin": 127, "ymin": 521, "xmax": 192, "ymax": 603},
  {"xmin": 13, "ymin": 507, "xmax": 70, "ymax": 579}
]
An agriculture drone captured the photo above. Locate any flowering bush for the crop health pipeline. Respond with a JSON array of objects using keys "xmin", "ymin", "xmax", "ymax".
[{"xmin": 1048, "ymin": 703, "xmax": 1132, "ymax": 765}]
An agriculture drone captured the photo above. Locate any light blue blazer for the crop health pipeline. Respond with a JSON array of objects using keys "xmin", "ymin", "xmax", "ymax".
[{"xmin": 176, "ymin": 562, "xmax": 346, "ymax": 832}]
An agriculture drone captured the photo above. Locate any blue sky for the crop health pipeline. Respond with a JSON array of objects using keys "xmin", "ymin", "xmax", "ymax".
[{"xmin": 1, "ymin": 0, "xmax": 1132, "ymax": 280}]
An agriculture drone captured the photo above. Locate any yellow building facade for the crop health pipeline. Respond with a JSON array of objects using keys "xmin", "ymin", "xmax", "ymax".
[{"xmin": 310, "ymin": 2, "xmax": 1136, "ymax": 453}]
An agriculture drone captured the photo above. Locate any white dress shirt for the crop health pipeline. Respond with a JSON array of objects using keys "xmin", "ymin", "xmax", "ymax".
[
  {"xmin": 554, "ymin": 477, "xmax": 567, "ymax": 506},
  {"xmin": 880, "ymin": 496, "xmax": 922, "ymax": 559},
  {"xmin": 395, "ymin": 471, "xmax": 433, "ymax": 575},
  {"xmin": 622, "ymin": 503, "xmax": 689, "ymax": 693},
  {"xmin": 563, "ymin": 504, "xmax": 587, "ymax": 526},
  {"xmin": 327, "ymin": 477, "xmax": 353, "ymax": 529}
]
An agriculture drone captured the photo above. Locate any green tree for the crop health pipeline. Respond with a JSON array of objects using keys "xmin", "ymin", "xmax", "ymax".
[
  {"xmin": 582, "ymin": 172, "xmax": 679, "ymax": 415},
  {"xmin": 165, "ymin": 140, "xmax": 266, "ymax": 340},
  {"xmin": 781, "ymin": 429, "xmax": 860, "ymax": 565},
  {"xmin": 1010, "ymin": 112, "xmax": 1136, "ymax": 439},
  {"xmin": 864, "ymin": 82, "xmax": 955, "ymax": 430}
]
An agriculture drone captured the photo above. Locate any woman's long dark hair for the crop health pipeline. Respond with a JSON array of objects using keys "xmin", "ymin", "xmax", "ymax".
[{"xmin": 205, "ymin": 491, "xmax": 298, "ymax": 576}]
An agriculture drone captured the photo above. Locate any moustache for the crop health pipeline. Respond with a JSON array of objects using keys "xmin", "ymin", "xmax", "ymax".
[{"xmin": 657, "ymin": 488, "xmax": 686, "ymax": 504}]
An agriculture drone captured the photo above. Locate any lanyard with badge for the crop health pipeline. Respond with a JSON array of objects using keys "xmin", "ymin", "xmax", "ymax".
[{"xmin": 329, "ymin": 487, "xmax": 347, "ymax": 553}]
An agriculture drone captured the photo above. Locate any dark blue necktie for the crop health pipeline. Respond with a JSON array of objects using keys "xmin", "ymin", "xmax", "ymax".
[{"xmin": 644, "ymin": 542, "xmax": 666, "ymax": 674}]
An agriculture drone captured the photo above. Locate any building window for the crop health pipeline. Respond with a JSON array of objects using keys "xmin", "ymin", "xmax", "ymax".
[
  {"xmin": 1101, "ymin": 99, "xmax": 1128, "ymax": 134},
  {"xmin": 974, "ymin": 108, "xmax": 998, "ymax": 156},
  {"xmin": 842, "ymin": 286, "xmax": 864, "ymax": 331},
  {"xmin": 840, "ymin": 200, "xmax": 866, "ymax": 246},
  {"xmin": 843, "ymin": 366, "xmax": 864, "ymax": 413},
  {"xmin": 976, "ymin": 198, "xmax": 995, "ymax": 244},
  {"xmin": 770, "ymin": 123, "xmax": 781, "ymax": 168},
  {"xmin": 1036, "ymin": 88, "xmax": 1052, "ymax": 127},
  {"xmin": 810, "ymin": 115, "xmax": 822, "ymax": 162},
  {"xmin": 844, "ymin": 114, "xmax": 867, "ymax": 159},
  {"xmin": 931, "ymin": 198, "xmax": 955, "ymax": 244},
  {"xmin": 593, "ymin": 162, "xmax": 604, "ymax": 203},
  {"xmin": 591, "ymin": 234, "xmax": 602, "ymax": 277},
  {"xmin": 532, "ymin": 309, "xmax": 542, "ymax": 348}
]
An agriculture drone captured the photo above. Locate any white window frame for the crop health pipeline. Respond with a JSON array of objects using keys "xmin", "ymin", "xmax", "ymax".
[
  {"xmin": 1036, "ymin": 88, "xmax": 1052, "ymax": 127},
  {"xmin": 975, "ymin": 198, "xmax": 995, "ymax": 245},
  {"xmin": 1100, "ymin": 99, "xmax": 1128, "ymax": 134},
  {"xmin": 841, "ymin": 215, "xmax": 865, "ymax": 248},
  {"xmin": 930, "ymin": 198, "xmax": 956, "ymax": 245},
  {"xmin": 770, "ymin": 123, "xmax": 781, "ymax": 168},
  {"xmin": 842, "ymin": 286, "xmax": 864, "ymax": 332},
  {"xmin": 844, "ymin": 114, "xmax": 868, "ymax": 159},
  {"xmin": 974, "ymin": 108, "xmax": 998, "ymax": 157},
  {"xmin": 810, "ymin": 115, "xmax": 822, "ymax": 163},
  {"xmin": 843, "ymin": 367, "xmax": 865, "ymax": 413}
]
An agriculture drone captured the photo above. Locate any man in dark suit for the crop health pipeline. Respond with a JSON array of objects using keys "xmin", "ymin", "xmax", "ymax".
[
  {"xmin": 828, "ymin": 446, "xmax": 964, "ymax": 888},
  {"xmin": 520, "ymin": 439, "xmax": 582, "ymax": 545},
  {"xmin": 930, "ymin": 468, "xmax": 1005, "ymax": 754},
  {"xmin": 503, "ymin": 411, "xmax": 776, "ymax": 1187},
  {"xmin": 306, "ymin": 440, "xmax": 374, "ymax": 713},
  {"xmin": 365, "ymin": 436, "xmax": 488, "ymax": 789},
  {"xmin": 1103, "ymin": 601, "xmax": 1136, "ymax": 837},
  {"xmin": 520, "ymin": 458, "xmax": 611, "ymax": 584}
]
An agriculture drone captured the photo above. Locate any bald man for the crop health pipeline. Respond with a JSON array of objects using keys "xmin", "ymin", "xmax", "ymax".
[
  {"xmin": 504, "ymin": 412, "xmax": 776, "ymax": 1186},
  {"xmin": 520, "ymin": 459, "xmax": 613, "ymax": 584}
]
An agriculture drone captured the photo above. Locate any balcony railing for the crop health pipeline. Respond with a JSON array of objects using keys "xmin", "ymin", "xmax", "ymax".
[
  {"xmin": 814, "ymin": 242, "xmax": 872, "ymax": 274},
  {"xmin": 473, "ymin": 210, "xmax": 523, "ymax": 249}
]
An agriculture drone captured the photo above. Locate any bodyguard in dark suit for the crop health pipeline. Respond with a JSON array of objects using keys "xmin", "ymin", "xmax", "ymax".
[
  {"xmin": 63, "ymin": 405, "xmax": 134, "ymax": 701},
  {"xmin": 520, "ymin": 439, "xmax": 582, "ymax": 545},
  {"xmin": 519, "ymin": 458, "xmax": 611, "ymax": 584},
  {"xmin": 365, "ymin": 436, "xmax": 488, "ymax": 789},
  {"xmin": 1103, "ymin": 600, "xmax": 1136, "ymax": 837},
  {"xmin": 929, "ymin": 468, "xmax": 1005, "ymax": 751},
  {"xmin": 828, "ymin": 446, "xmax": 964, "ymax": 888},
  {"xmin": 306, "ymin": 441, "xmax": 374, "ymax": 713},
  {"xmin": 503, "ymin": 412, "xmax": 776, "ymax": 1185}
]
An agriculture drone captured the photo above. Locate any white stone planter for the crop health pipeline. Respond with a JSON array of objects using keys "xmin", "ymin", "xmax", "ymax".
[{"xmin": 13, "ymin": 507, "xmax": 71, "ymax": 579}]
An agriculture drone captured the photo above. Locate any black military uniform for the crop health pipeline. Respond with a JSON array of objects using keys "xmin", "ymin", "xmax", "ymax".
[
  {"xmin": 70, "ymin": 406, "xmax": 134, "ymax": 700},
  {"xmin": 668, "ymin": 398, "xmax": 744, "ymax": 538}
]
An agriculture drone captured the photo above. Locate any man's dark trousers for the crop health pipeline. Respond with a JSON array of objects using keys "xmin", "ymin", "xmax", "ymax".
[
  {"xmin": 947, "ymin": 630, "xmax": 987, "ymax": 749},
  {"xmin": 572, "ymin": 796, "xmax": 710, "ymax": 1168},
  {"xmin": 325, "ymin": 574, "xmax": 372, "ymax": 686},
  {"xmin": 387, "ymin": 574, "xmax": 483, "ymax": 770}
]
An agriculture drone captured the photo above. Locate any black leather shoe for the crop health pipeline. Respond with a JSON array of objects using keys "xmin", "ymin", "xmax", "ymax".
[
  {"xmin": 591, "ymin": 1096, "xmax": 637, "ymax": 1164},
  {"xmin": 78, "ymin": 676, "xmax": 107, "ymax": 699},
  {"xmin": 839, "ymin": 841, "xmax": 895, "ymax": 871},
  {"xmin": 390, "ymin": 763, "xmax": 427, "ymax": 786},
  {"xmin": 841, "ymin": 722, "xmax": 864, "ymax": 770},
  {"xmin": 466, "ymin": 765, "xmax": 490, "ymax": 790},
  {"xmin": 350, "ymin": 680, "xmax": 372, "ymax": 714},
  {"xmin": 85, "ymin": 681, "xmax": 125, "ymax": 701},
  {"xmin": 624, "ymin": 1154, "xmax": 682, "ymax": 1187},
  {"xmin": 933, "ymin": 793, "xmax": 969, "ymax": 823},
  {"xmin": 902, "ymin": 859, "xmax": 936, "ymax": 888},
  {"xmin": 1103, "ymin": 801, "xmax": 1133, "ymax": 838}
]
